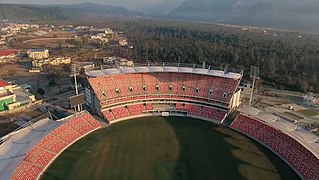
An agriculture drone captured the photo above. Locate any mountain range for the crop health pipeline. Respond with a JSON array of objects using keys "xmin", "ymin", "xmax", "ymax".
[
  {"xmin": 168, "ymin": 0, "xmax": 319, "ymax": 32},
  {"xmin": 1, "ymin": 1, "xmax": 319, "ymax": 32},
  {"xmin": 0, "ymin": 3, "xmax": 141, "ymax": 22}
]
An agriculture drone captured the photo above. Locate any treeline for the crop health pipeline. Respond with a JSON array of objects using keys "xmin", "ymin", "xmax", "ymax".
[
  {"xmin": 0, "ymin": 4, "xmax": 66, "ymax": 22},
  {"xmin": 95, "ymin": 19, "xmax": 318, "ymax": 93}
]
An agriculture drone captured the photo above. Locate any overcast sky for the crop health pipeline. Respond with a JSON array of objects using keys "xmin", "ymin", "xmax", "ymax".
[{"xmin": 0, "ymin": 0, "xmax": 185, "ymax": 11}]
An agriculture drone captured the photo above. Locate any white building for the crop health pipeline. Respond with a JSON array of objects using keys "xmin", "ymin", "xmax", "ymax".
[
  {"xmin": 32, "ymin": 57, "xmax": 71, "ymax": 68},
  {"xmin": 27, "ymin": 49, "xmax": 49, "ymax": 60}
]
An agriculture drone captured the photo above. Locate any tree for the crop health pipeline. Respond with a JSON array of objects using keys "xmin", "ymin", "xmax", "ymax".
[
  {"xmin": 48, "ymin": 79, "xmax": 56, "ymax": 87},
  {"xmin": 37, "ymin": 88, "xmax": 45, "ymax": 96},
  {"xmin": 267, "ymin": 58, "xmax": 276, "ymax": 77}
]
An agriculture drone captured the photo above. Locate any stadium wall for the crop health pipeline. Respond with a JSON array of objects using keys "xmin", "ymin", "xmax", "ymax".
[{"xmin": 107, "ymin": 111, "xmax": 223, "ymax": 125}]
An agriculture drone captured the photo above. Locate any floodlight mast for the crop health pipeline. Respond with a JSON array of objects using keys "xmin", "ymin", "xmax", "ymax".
[
  {"xmin": 249, "ymin": 66, "xmax": 260, "ymax": 107},
  {"xmin": 71, "ymin": 64, "xmax": 81, "ymax": 112}
]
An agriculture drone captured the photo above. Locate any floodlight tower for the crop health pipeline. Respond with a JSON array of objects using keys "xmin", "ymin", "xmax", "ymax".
[
  {"xmin": 249, "ymin": 66, "xmax": 260, "ymax": 107},
  {"xmin": 71, "ymin": 63, "xmax": 81, "ymax": 112}
]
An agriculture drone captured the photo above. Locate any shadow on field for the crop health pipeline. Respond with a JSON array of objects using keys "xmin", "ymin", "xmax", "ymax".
[{"xmin": 164, "ymin": 117, "xmax": 300, "ymax": 180}]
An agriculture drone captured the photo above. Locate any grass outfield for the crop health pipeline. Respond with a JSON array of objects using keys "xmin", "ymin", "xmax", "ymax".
[{"xmin": 42, "ymin": 117, "xmax": 300, "ymax": 180}]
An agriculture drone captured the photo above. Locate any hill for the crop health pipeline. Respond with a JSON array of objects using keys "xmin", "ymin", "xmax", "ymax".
[
  {"xmin": 0, "ymin": 4, "xmax": 65, "ymax": 22},
  {"xmin": 0, "ymin": 3, "xmax": 142, "ymax": 22},
  {"xmin": 168, "ymin": 0, "xmax": 319, "ymax": 32}
]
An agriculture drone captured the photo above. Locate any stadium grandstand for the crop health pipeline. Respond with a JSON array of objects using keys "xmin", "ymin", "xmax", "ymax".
[
  {"xmin": 84, "ymin": 62, "xmax": 319, "ymax": 180},
  {"xmin": 0, "ymin": 111, "xmax": 101, "ymax": 179},
  {"xmin": 85, "ymin": 62, "xmax": 242, "ymax": 124},
  {"xmin": 230, "ymin": 106, "xmax": 319, "ymax": 179}
]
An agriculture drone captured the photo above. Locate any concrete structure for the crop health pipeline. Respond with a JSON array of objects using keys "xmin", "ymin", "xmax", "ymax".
[
  {"xmin": 90, "ymin": 34, "xmax": 111, "ymax": 42},
  {"xmin": 118, "ymin": 39, "xmax": 128, "ymax": 46},
  {"xmin": 32, "ymin": 57, "xmax": 71, "ymax": 68},
  {"xmin": 90, "ymin": 28, "xmax": 113, "ymax": 35},
  {"xmin": 103, "ymin": 56, "xmax": 133, "ymax": 67},
  {"xmin": 27, "ymin": 49, "xmax": 49, "ymax": 60},
  {"xmin": 117, "ymin": 59, "xmax": 134, "ymax": 67},
  {"xmin": 0, "ymin": 80, "xmax": 35, "ymax": 112},
  {"xmin": 0, "ymin": 80, "xmax": 15, "ymax": 111},
  {"xmin": 90, "ymin": 28, "xmax": 114, "ymax": 42},
  {"xmin": 238, "ymin": 80, "xmax": 253, "ymax": 92}
]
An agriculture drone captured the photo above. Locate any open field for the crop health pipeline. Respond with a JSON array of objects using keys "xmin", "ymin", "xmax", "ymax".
[
  {"xmin": 43, "ymin": 117, "xmax": 299, "ymax": 180},
  {"xmin": 23, "ymin": 38, "xmax": 75, "ymax": 47}
]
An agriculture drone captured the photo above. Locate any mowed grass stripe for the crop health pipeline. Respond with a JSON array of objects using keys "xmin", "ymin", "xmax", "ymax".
[{"xmin": 42, "ymin": 117, "xmax": 300, "ymax": 180}]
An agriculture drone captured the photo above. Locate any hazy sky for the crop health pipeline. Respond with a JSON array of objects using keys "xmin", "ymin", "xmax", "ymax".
[{"xmin": 0, "ymin": 0, "xmax": 185, "ymax": 11}]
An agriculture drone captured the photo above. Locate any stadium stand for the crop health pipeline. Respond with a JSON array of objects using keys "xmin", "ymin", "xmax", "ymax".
[
  {"xmin": 128, "ymin": 104, "xmax": 145, "ymax": 115},
  {"xmin": 103, "ymin": 110, "xmax": 115, "ymax": 121},
  {"xmin": 2, "ymin": 111, "xmax": 102, "ymax": 180},
  {"xmin": 231, "ymin": 114, "xmax": 319, "ymax": 180},
  {"xmin": 88, "ymin": 72, "xmax": 240, "ymax": 105},
  {"xmin": 87, "ymin": 65, "xmax": 242, "ymax": 124},
  {"xmin": 145, "ymin": 103, "xmax": 153, "ymax": 111},
  {"xmin": 102, "ymin": 102, "xmax": 226, "ymax": 123}
]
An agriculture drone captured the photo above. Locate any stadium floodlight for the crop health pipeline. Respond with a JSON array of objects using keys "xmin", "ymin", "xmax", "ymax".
[
  {"xmin": 71, "ymin": 63, "xmax": 81, "ymax": 112},
  {"xmin": 249, "ymin": 66, "xmax": 260, "ymax": 107}
]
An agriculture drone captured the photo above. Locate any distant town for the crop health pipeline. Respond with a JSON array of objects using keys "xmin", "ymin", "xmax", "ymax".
[{"xmin": 0, "ymin": 22, "xmax": 135, "ymax": 117}]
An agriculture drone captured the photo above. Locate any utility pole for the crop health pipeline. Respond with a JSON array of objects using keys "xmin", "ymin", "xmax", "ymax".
[{"xmin": 249, "ymin": 66, "xmax": 260, "ymax": 107}]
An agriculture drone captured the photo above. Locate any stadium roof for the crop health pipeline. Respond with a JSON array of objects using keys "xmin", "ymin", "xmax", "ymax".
[
  {"xmin": 86, "ymin": 64, "xmax": 242, "ymax": 80},
  {"xmin": 0, "ymin": 118, "xmax": 64, "ymax": 179},
  {"xmin": 0, "ymin": 80, "xmax": 9, "ymax": 88}
]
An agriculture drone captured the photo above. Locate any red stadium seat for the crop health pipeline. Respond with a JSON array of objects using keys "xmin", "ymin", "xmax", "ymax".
[
  {"xmin": 11, "ymin": 113, "xmax": 101, "ymax": 180},
  {"xmin": 231, "ymin": 114, "xmax": 319, "ymax": 179}
]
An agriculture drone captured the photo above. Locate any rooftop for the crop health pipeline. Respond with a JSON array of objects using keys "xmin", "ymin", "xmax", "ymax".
[
  {"xmin": 90, "ymin": 28, "xmax": 113, "ymax": 32},
  {"xmin": 0, "ymin": 80, "xmax": 9, "ymax": 88},
  {"xmin": 86, "ymin": 62, "xmax": 243, "ymax": 80},
  {"xmin": 0, "ymin": 49, "xmax": 18, "ymax": 57},
  {"xmin": 27, "ymin": 49, "xmax": 48, "ymax": 53},
  {"xmin": 0, "ymin": 117, "xmax": 64, "ymax": 179}
]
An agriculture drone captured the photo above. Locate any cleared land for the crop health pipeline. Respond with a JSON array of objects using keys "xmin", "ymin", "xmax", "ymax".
[
  {"xmin": 23, "ymin": 38, "xmax": 75, "ymax": 47},
  {"xmin": 297, "ymin": 109, "xmax": 319, "ymax": 117},
  {"xmin": 42, "ymin": 117, "xmax": 300, "ymax": 180}
]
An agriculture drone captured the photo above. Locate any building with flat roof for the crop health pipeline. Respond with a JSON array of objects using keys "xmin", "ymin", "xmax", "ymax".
[
  {"xmin": 90, "ymin": 28, "xmax": 113, "ymax": 34},
  {"xmin": 0, "ymin": 80, "xmax": 15, "ymax": 111},
  {"xmin": 0, "ymin": 49, "xmax": 19, "ymax": 61},
  {"xmin": 32, "ymin": 57, "xmax": 71, "ymax": 68},
  {"xmin": 0, "ymin": 80, "xmax": 35, "ymax": 112},
  {"xmin": 27, "ymin": 49, "xmax": 49, "ymax": 60}
]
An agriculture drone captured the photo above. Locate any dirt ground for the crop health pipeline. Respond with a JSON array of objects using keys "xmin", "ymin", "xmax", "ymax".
[
  {"xmin": 0, "ymin": 122, "xmax": 20, "ymax": 137},
  {"xmin": 23, "ymin": 38, "xmax": 76, "ymax": 48}
]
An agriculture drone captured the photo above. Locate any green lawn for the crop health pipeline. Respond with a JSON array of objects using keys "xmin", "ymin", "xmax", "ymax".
[{"xmin": 42, "ymin": 117, "xmax": 300, "ymax": 180}]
